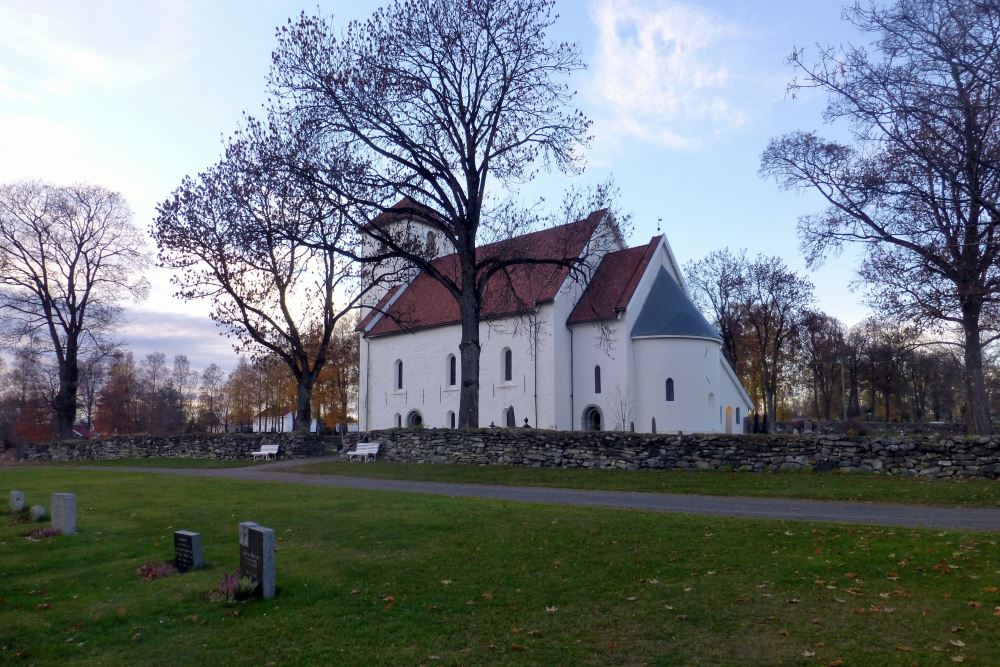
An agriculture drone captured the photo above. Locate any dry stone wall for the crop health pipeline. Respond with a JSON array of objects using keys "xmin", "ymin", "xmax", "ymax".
[
  {"xmin": 19, "ymin": 433, "xmax": 328, "ymax": 462},
  {"xmin": 344, "ymin": 429, "xmax": 1000, "ymax": 479},
  {"xmin": 15, "ymin": 429, "xmax": 1000, "ymax": 480}
]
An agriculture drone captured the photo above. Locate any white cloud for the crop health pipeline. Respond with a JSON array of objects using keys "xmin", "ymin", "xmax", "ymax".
[{"xmin": 587, "ymin": 0, "xmax": 749, "ymax": 150}]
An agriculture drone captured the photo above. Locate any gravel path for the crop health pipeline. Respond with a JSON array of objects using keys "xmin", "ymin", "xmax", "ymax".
[{"xmin": 76, "ymin": 456, "xmax": 1000, "ymax": 531}]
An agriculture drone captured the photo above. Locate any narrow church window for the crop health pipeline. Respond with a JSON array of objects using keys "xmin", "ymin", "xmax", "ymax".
[
  {"xmin": 736, "ymin": 407, "xmax": 741, "ymax": 424},
  {"xmin": 395, "ymin": 359, "xmax": 404, "ymax": 390},
  {"xmin": 629, "ymin": 421, "xmax": 635, "ymax": 432},
  {"xmin": 665, "ymin": 378, "xmax": 674, "ymax": 401},
  {"xmin": 503, "ymin": 348, "xmax": 512, "ymax": 382},
  {"xmin": 594, "ymin": 365, "xmax": 601, "ymax": 394},
  {"xmin": 394, "ymin": 413, "xmax": 402, "ymax": 428},
  {"xmin": 447, "ymin": 411, "xmax": 456, "ymax": 429},
  {"xmin": 447, "ymin": 354, "xmax": 457, "ymax": 386}
]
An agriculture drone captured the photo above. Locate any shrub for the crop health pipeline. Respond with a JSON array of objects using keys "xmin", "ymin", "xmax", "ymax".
[
  {"xmin": 137, "ymin": 561, "xmax": 178, "ymax": 581},
  {"xmin": 23, "ymin": 527, "xmax": 62, "ymax": 540},
  {"xmin": 210, "ymin": 569, "xmax": 257, "ymax": 602}
]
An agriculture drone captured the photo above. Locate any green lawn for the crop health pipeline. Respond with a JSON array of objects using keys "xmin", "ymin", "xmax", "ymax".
[
  {"xmin": 1, "ymin": 469, "xmax": 998, "ymax": 665},
  {"xmin": 290, "ymin": 460, "xmax": 1000, "ymax": 508},
  {"xmin": 42, "ymin": 458, "xmax": 264, "ymax": 469}
]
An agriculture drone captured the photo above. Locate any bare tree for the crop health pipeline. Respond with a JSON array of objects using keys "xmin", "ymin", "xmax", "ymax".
[
  {"xmin": 738, "ymin": 255, "xmax": 815, "ymax": 431},
  {"xmin": 761, "ymin": 0, "xmax": 1000, "ymax": 434},
  {"xmin": 155, "ymin": 118, "xmax": 370, "ymax": 431},
  {"xmin": 171, "ymin": 354, "xmax": 198, "ymax": 433},
  {"xmin": 685, "ymin": 248, "xmax": 747, "ymax": 369},
  {"xmin": 269, "ymin": 0, "xmax": 592, "ymax": 427},
  {"xmin": 0, "ymin": 182, "xmax": 147, "ymax": 438}
]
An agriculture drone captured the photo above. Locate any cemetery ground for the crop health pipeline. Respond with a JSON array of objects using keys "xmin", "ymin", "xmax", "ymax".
[
  {"xmin": 288, "ymin": 461, "xmax": 1000, "ymax": 508},
  {"xmin": 2, "ymin": 469, "xmax": 999, "ymax": 665}
]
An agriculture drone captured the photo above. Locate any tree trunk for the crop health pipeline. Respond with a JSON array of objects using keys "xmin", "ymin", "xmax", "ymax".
[
  {"xmin": 961, "ymin": 302, "xmax": 991, "ymax": 435},
  {"xmin": 294, "ymin": 371, "xmax": 315, "ymax": 431},
  {"xmin": 457, "ymin": 269, "xmax": 481, "ymax": 428},
  {"xmin": 764, "ymin": 387, "xmax": 777, "ymax": 434},
  {"xmin": 53, "ymin": 342, "xmax": 79, "ymax": 440}
]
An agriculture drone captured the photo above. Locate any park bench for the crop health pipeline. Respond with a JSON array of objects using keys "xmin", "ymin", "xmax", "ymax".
[
  {"xmin": 251, "ymin": 444, "xmax": 280, "ymax": 461},
  {"xmin": 346, "ymin": 442, "xmax": 380, "ymax": 462}
]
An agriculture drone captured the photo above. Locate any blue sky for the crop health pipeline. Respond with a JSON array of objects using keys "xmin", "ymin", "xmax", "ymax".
[{"xmin": 0, "ymin": 0, "xmax": 870, "ymax": 372}]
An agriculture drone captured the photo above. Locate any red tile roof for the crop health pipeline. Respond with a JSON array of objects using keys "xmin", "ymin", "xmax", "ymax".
[
  {"xmin": 567, "ymin": 236, "xmax": 662, "ymax": 325},
  {"xmin": 361, "ymin": 210, "xmax": 608, "ymax": 336}
]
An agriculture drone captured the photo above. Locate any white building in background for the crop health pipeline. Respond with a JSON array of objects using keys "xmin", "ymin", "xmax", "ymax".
[{"xmin": 356, "ymin": 201, "xmax": 752, "ymax": 433}]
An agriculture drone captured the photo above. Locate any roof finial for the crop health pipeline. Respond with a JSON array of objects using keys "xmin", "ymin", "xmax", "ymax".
[{"xmin": 656, "ymin": 217, "xmax": 662, "ymax": 234}]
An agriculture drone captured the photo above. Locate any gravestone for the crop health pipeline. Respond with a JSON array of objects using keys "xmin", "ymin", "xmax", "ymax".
[
  {"xmin": 173, "ymin": 530, "xmax": 204, "ymax": 572},
  {"xmin": 239, "ymin": 522, "xmax": 275, "ymax": 600},
  {"xmin": 9, "ymin": 490, "xmax": 24, "ymax": 513},
  {"xmin": 51, "ymin": 493, "xmax": 77, "ymax": 535},
  {"xmin": 29, "ymin": 505, "xmax": 46, "ymax": 522}
]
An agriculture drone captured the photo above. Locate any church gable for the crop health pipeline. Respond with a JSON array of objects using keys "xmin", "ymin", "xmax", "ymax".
[{"xmin": 566, "ymin": 235, "xmax": 661, "ymax": 325}]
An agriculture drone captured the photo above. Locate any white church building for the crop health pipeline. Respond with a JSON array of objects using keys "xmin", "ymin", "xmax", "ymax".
[{"xmin": 357, "ymin": 202, "xmax": 752, "ymax": 434}]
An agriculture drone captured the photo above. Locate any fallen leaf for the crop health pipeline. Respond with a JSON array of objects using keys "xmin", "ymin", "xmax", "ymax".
[
  {"xmin": 626, "ymin": 596, "xmax": 637, "ymax": 601},
  {"xmin": 440, "ymin": 580, "xmax": 452, "ymax": 586},
  {"xmin": 482, "ymin": 592, "xmax": 494, "ymax": 601},
  {"xmin": 802, "ymin": 650, "xmax": 815, "ymax": 657},
  {"xmin": 828, "ymin": 660, "xmax": 844, "ymax": 667},
  {"xmin": 949, "ymin": 640, "xmax": 966, "ymax": 648},
  {"xmin": 511, "ymin": 644, "xmax": 526, "ymax": 651},
  {"xmin": 897, "ymin": 646, "xmax": 913, "ymax": 653},
  {"xmin": 951, "ymin": 656, "xmax": 965, "ymax": 663},
  {"xmin": 545, "ymin": 606, "xmax": 557, "ymax": 613},
  {"xmin": 968, "ymin": 601, "xmax": 982, "ymax": 608}
]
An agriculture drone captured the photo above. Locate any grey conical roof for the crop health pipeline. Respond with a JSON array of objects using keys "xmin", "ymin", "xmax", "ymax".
[{"xmin": 630, "ymin": 268, "xmax": 722, "ymax": 341}]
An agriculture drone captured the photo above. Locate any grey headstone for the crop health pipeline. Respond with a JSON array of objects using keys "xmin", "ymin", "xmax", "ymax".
[
  {"xmin": 51, "ymin": 493, "xmax": 77, "ymax": 535},
  {"xmin": 239, "ymin": 523, "xmax": 275, "ymax": 600},
  {"xmin": 239, "ymin": 521, "xmax": 258, "ymax": 548},
  {"xmin": 9, "ymin": 490, "xmax": 24, "ymax": 513},
  {"xmin": 173, "ymin": 530, "xmax": 204, "ymax": 572},
  {"xmin": 29, "ymin": 505, "xmax": 46, "ymax": 522}
]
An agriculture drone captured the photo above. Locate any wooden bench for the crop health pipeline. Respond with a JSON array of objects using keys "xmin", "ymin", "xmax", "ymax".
[
  {"xmin": 251, "ymin": 444, "xmax": 280, "ymax": 461},
  {"xmin": 346, "ymin": 442, "xmax": 380, "ymax": 462}
]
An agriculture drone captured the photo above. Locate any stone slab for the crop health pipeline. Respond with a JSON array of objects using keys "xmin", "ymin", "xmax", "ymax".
[
  {"xmin": 9, "ymin": 490, "xmax": 24, "ymax": 513},
  {"xmin": 51, "ymin": 493, "xmax": 76, "ymax": 535},
  {"xmin": 239, "ymin": 523, "xmax": 275, "ymax": 600},
  {"xmin": 173, "ymin": 530, "xmax": 204, "ymax": 572}
]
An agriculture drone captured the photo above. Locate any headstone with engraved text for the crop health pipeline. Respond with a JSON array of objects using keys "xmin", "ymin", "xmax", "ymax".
[
  {"xmin": 9, "ymin": 490, "xmax": 24, "ymax": 513},
  {"xmin": 239, "ymin": 522, "xmax": 275, "ymax": 600},
  {"xmin": 173, "ymin": 530, "xmax": 204, "ymax": 572}
]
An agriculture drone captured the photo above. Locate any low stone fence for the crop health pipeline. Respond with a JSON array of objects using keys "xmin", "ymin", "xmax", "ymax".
[
  {"xmin": 344, "ymin": 429, "xmax": 1000, "ymax": 479},
  {"xmin": 19, "ymin": 432, "xmax": 331, "ymax": 462}
]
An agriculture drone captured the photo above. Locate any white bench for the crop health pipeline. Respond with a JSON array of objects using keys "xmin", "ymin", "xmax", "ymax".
[
  {"xmin": 346, "ymin": 442, "xmax": 380, "ymax": 462},
  {"xmin": 251, "ymin": 444, "xmax": 280, "ymax": 461}
]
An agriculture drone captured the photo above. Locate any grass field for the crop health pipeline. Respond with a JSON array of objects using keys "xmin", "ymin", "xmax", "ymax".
[
  {"xmin": 42, "ymin": 458, "xmax": 264, "ymax": 469},
  {"xmin": 291, "ymin": 460, "xmax": 1000, "ymax": 508},
  {"xmin": 1, "ymin": 467, "xmax": 998, "ymax": 665}
]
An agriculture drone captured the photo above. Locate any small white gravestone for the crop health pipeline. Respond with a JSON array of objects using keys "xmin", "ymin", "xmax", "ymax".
[
  {"xmin": 51, "ymin": 493, "xmax": 77, "ymax": 535},
  {"xmin": 9, "ymin": 490, "xmax": 24, "ymax": 513},
  {"xmin": 310, "ymin": 418, "xmax": 318, "ymax": 434},
  {"xmin": 29, "ymin": 505, "xmax": 46, "ymax": 522}
]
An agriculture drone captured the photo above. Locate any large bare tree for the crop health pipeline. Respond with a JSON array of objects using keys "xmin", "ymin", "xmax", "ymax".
[
  {"xmin": 154, "ymin": 118, "xmax": 376, "ymax": 431},
  {"xmin": 0, "ymin": 182, "xmax": 147, "ymax": 439},
  {"xmin": 760, "ymin": 0, "xmax": 1000, "ymax": 434},
  {"xmin": 269, "ymin": 0, "xmax": 591, "ymax": 427}
]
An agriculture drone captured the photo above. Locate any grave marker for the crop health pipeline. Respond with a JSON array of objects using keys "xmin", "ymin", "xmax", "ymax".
[
  {"xmin": 239, "ymin": 522, "xmax": 275, "ymax": 600},
  {"xmin": 51, "ymin": 493, "xmax": 77, "ymax": 535},
  {"xmin": 9, "ymin": 490, "xmax": 24, "ymax": 513},
  {"xmin": 173, "ymin": 530, "xmax": 204, "ymax": 572},
  {"xmin": 29, "ymin": 505, "xmax": 46, "ymax": 522}
]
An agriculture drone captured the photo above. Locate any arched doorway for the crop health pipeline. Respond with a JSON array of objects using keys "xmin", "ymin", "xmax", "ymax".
[
  {"xmin": 725, "ymin": 406, "xmax": 733, "ymax": 434},
  {"xmin": 583, "ymin": 405, "xmax": 602, "ymax": 432},
  {"xmin": 504, "ymin": 406, "xmax": 516, "ymax": 427},
  {"xmin": 406, "ymin": 410, "xmax": 423, "ymax": 427}
]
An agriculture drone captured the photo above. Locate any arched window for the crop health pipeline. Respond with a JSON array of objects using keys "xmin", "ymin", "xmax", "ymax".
[
  {"xmin": 393, "ymin": 413, "xmax": 402, "ymax": 428},
  {"xmin": 736, "ymin": 407, "xmax": 741, "ymax": 424},
  {"xmin": 651, "ymin": 417, "xmax": 657, "ymax": 434},
  {"xmin": 394, "ymin": 359, "xmax": 403, "ymax": 390},
  {"xmin": 426, "ymin": 231, "xmax": 437, "ymax": 255},
  {"xmin": 629, "ymin": 421, "xmax": 635, "ymax": 432},
  {"xmin": 504, "ymin": 405, "xmax": 516, "ymax": 427},
  {"xmin": 502, "ymin": 348, "xmax": 513, "ymax": 382},
  {"xmin": 594, "ymin": 365, "xmax": 602, "ymax": 394},
  {"xmin": 665, "ymin": 378, "xmax": 675, "ymax": 401},
  {"xmin": 447, "ymin": 411, "xmax": 456, "ymax": 429},
  {"xmin": 446, "ymin": 354, "xmax": 457, "ymax": 386}
]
